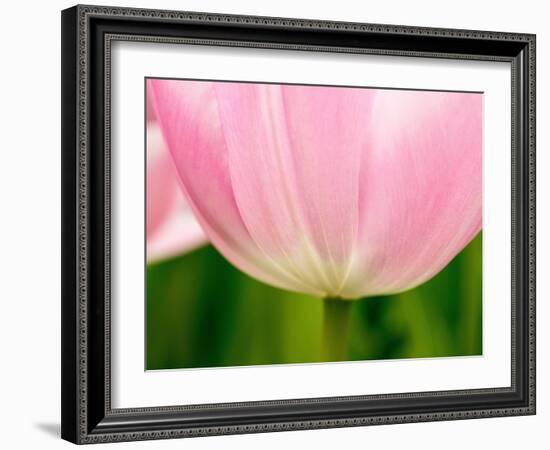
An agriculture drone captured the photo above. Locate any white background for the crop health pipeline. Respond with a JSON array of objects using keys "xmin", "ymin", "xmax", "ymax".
[{"xmin": 0, "ymin": 0, "xmax": 546, "ymax": 449}]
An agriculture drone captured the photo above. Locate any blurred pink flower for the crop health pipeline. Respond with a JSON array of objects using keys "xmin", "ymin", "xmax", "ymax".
[
  {"xmin": 150, "ymin": 80, "xmax": 482, "ymax": 298},
  {"xmin": 146, "ymin": 95, "xmax": 207, "ymax": 263}
]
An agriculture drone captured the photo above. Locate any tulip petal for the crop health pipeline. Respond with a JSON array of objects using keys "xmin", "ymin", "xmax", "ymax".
[
  {"xmin": 213, "ymin": 83, "xmax": 375, "ymax": 296},
  {"xmin": 146, "ymin": 122, "xmax": 208, "ymax": 262},
  {"xmin": 150, "ymin": 80, "xmax": 323, "ymax": 294},
  {"xmin": 147, "ymin": 200, "xmax": 207, "ymax": 263},
  {"xmin": 146, "ymin": 81, "xmax": 157, "ymax": 123},
  {"xmin": 340, "ymin": 90, "xmax": 482, "ymax": 298},
  {"xmin": 146, "ymin": 123, "xmax": 178, "ymax": 238},
  {"xmin": 152, "ymin": 80, "xmax": 482, "ymax": 299}
]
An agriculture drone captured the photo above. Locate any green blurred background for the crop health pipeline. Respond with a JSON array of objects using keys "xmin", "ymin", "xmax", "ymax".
[{"xmin": 146, "ymin": 233, "xmax": 482, "ymax": 370}]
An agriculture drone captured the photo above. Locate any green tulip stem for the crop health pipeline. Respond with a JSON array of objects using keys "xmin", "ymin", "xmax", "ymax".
[{"xmin": 321, "ymin": 297, "xmax": 352, "ymax": 361}]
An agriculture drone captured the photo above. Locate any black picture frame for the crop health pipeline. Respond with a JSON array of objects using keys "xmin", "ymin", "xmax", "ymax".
[{"xmin": 61, "ymin": 4, "xmax": 536, "ymax": 444}]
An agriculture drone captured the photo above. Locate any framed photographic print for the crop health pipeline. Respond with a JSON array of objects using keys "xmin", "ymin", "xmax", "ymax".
[{"xmin": 61, "ymin": 4, "xmax": 536, "ymax": 444}]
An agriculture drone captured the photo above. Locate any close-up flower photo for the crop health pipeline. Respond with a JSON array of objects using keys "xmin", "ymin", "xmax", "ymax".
[{"xmin": 145, "ymin": 79, "xmax": 483, "ymax": 370}]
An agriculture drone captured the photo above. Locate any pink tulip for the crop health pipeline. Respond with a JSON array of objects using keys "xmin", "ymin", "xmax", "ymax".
[
  {"xmin": 146, "ymin": 97, "xmax": 207, "ymax": 263},
  {"xmin": 150, "ymin": 80, "xmax": 481, "ymax": 299}
]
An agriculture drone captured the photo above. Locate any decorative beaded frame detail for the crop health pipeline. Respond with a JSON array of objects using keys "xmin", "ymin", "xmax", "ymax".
[{"xmin": 70, "ymin": 5, "xmax": 535, "ymax": 444}]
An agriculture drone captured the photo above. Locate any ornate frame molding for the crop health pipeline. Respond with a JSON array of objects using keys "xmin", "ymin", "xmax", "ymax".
[{"xmin": 61, "ymin": 4, "xmax": 536, "ymax": 444}]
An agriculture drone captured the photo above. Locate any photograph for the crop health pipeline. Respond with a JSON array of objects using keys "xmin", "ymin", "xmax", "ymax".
[{"xmin": 145, "ymin": 79, "xmax": 483, "ymax": 370}]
